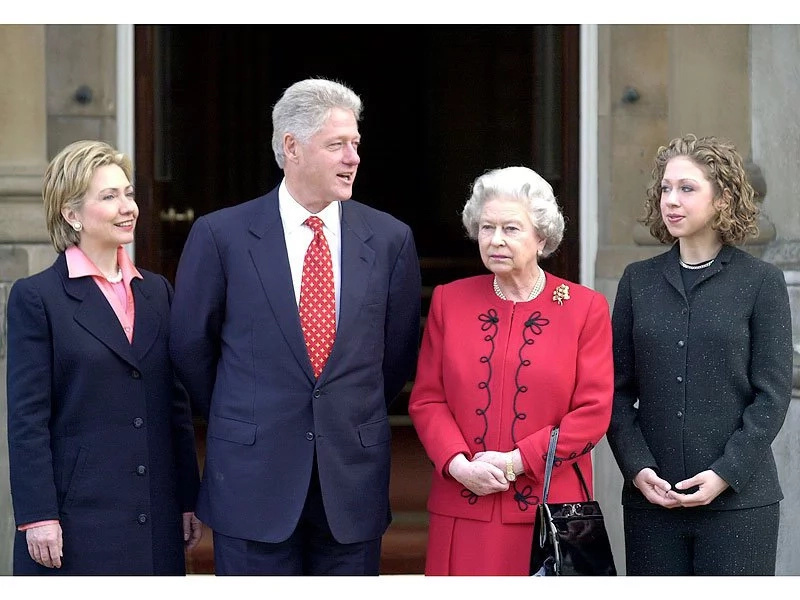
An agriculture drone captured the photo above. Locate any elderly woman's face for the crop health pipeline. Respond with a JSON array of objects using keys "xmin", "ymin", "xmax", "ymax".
[{"xmin": 477, "ymin": 195, "xmax": 545, "ymax": 278}]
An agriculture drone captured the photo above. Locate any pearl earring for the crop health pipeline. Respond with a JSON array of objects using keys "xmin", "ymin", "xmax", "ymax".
[{"xmin": 72, "ymin": 222, "xmax": 83, "ymax": 232}]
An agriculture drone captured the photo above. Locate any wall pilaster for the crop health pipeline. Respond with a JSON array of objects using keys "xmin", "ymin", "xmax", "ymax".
[{"xmin": 0, "ymin": 24, "xmax": 51, "ymax": 575}]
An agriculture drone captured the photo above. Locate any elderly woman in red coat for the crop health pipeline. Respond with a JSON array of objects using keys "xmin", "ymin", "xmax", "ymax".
[{"xmin": 408, "ymin": 166, "xmax": 614, "ymax": 575}]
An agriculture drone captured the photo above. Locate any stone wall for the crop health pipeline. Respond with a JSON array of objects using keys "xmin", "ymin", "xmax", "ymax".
[
  {"xmin": 0, "ymin": 23, "xmax": 115, "ymax": 575},
  {"xmin": 751, "ymin": 24, "xmax": 800, "ymax": 576},
  {"xmin": 594, "ymin": 23, "xmax": 800, "ymax": 576}
]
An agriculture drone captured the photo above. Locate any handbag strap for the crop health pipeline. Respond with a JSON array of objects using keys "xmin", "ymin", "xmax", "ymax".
[
  {"xmin": 541, "ymin": 426, "xmax": 592, "ymax": 503},
  {"xmin": 541, "ymin": 427, "xmax": 559, "ymax": 504}
]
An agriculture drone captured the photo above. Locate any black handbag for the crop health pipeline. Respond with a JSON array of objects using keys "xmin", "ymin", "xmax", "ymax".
[{"xmin": 530, "ymin": 427, "xmax": 617, "ymax": 576}]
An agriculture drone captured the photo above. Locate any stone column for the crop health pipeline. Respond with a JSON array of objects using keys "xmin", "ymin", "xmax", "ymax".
[
  {"xmin": 751, "ymin": 24, "xmax": 800, "ymax": 576},
  {"xmin": 0, "ymin": 24, "xmax": 52, "ymax": 575}
]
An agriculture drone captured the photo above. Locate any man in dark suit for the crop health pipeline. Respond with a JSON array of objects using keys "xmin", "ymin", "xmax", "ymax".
[{"xmin": 169, "ymin": 78, "xmax": 421, "ymax": 575}]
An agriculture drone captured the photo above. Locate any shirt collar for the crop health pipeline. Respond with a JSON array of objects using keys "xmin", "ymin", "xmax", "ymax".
[
  {"xmin": 65, "ymin": 245, "xmax": 143, "ymax": 283},
  {"xmin": 278, "ymin": 178, "xmax": 341, "ymax": 238}
]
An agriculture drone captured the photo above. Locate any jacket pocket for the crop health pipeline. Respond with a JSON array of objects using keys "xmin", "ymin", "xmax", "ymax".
[
  {"xmin": 358, "ymin": 417, "xmax": 391, "ymax": 448},
  {"xmin": 62, "ymin": 446, "xmax": 89, "ymax": 508},
  {"xmin": 207, "ymin": 415, "xmax": 258, "ymax": 446}
]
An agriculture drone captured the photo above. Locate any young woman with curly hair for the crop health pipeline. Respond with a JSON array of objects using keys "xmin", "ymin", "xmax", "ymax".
[{"xmin": 606, "ymin": 134, "xmax": 792, "ymax": 575}]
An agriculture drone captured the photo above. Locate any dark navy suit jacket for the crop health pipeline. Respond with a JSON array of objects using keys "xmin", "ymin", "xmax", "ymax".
[
  {"xmin": 6, "ymin": 254, "xmax": 199, "ymax": 574},
  {"xmin": 169, "ymin": 187, "xmax": 421, "ymax": 544}
]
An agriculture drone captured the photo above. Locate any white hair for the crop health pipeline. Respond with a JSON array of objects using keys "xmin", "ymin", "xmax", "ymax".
[{"xmin": 461, "ymin": 166, "xmax": 565, "ymax": 257}]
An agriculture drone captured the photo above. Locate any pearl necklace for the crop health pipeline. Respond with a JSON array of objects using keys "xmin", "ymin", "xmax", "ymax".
[
  {"xmin": 678, "ymin": 257, "xmax": 714, "ymax": 270},
  {"xmin": 105, "ymin": 268, "xmax": 123, "ymax": 283},
  {"xmin": 493, "ymin": 267, "xmax": 546, "ymax": 302}
]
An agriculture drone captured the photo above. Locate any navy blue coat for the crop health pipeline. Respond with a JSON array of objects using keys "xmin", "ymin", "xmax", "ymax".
[
  {"xmin": 6, "ymin": 253, "xmax": 200, "ymax": 575},
  {"xmin": 169, "ymin": 187, "xmax": 421, "ymax": 545}
]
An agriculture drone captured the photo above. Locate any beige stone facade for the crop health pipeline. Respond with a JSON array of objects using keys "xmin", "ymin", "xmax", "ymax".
[{"xmin": 1, "ymin": 24, "xmax": 798, "ymax": 575}]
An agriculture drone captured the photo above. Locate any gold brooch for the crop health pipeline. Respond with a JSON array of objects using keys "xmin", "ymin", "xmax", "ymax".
[{"xmin": 552, "ymin": 283, "xmax": 570, "ymax": 305}]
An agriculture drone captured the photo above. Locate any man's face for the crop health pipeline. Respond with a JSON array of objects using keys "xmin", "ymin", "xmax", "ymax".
[{"xmin": 285, "ymin": 107, "xmax": 361, "ymax": 213}]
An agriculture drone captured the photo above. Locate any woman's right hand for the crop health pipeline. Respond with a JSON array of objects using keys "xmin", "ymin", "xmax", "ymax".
[
  {"xmin": 26, "ymin": 522, "xmax": 63, "ymax": 568},
  {"xmin": 448, "ymin": 454, "xmax": 510, "ymax": 496},
  {"xmin": 633, "ymin": 468, "xmax": 681, "ymax": 508}
]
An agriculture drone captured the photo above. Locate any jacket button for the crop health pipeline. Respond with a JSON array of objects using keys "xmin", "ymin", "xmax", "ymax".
[
  {"xmin": 133, "ymin": 417, "xmax": 144, "ymax": 428},
  {"xmin": 305, "ymin": 431, "xmax": 314, "ymax": 441},
  {"xmin": 677, "ymin": 411, "xmax": 683, "ymax": 418},
  {"xmin": 137, "ymin": 514, "xmax": 147, "ymax": 524},
  {"xmin": 677, "ymin": 340, "xmax": 685, "ymax": 347},
  {"xmin": 676, "ymin": 376, "xmax": 683, "ymax": 383},
  {"xmin": 136, "ymin": 465, "xmax": 147, "ymax": 476},
  {"xmin": 131, "ymin": 370, "xmax": 141, "ymax": 379},
  {"xmin": 313, "ymin": 390, "xmax": 321, "ymax": 399}
]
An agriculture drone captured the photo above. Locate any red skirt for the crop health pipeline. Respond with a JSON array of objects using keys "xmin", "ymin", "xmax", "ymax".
[{"xmin": 424, "ymin": 497, "xmax": 535, "ymax": 576}]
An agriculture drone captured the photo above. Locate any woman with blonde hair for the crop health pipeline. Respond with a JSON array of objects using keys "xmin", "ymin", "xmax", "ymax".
[{"xmin": 6, "ymin": 140, "xmax": 202, "ymax": 574}]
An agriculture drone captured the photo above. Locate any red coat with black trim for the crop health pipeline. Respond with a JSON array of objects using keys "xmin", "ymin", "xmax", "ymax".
[{"xmin": 409, "ymin": 273, "xmax": 613, "ymax": 522}]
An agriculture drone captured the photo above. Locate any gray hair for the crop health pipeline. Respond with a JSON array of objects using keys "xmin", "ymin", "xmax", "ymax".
[
  {"xmin": 462, "ymin": 166, "xmax": 565, "ymax": 257},
  {"xmin": 271, "ymin": 78, "xmax": 363, "ymax": 169}
]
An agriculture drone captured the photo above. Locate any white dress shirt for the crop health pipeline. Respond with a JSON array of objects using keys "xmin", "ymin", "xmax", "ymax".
[{"xmin": 278, "ymin": 179, "xmax": 342, "ymax": 325}]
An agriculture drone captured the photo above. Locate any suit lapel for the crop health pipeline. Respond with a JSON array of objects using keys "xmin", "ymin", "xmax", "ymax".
[
  {"xmin": 248, "ymin": 192, "xmax": 315, "ymax": 381},
  {"xmin": 130, "ymin": 278, "xmax": 162, "ymax": 361},
  {"xmin": 661, "ymin": 244, "xmax": 686, "ymax": 299},
  {"xmin": 689, "ymin": 244, "xmax": 731, "ymax": 289},
  {"xmin": 60, "ymin": 258, "xmax": 139, "ymax": 369},
  {"xmin": 326, "ymin": 203, "xmax": 375, "ymax": 380}
]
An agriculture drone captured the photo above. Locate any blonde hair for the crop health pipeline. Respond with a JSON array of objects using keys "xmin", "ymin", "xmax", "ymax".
[
  {"xmin": 642, "ymin": 134, "xmax": 758, "ymax": 244},
  {"xmin": 44, "ymin": 140, "xmax": 133, "ymax": 252}
]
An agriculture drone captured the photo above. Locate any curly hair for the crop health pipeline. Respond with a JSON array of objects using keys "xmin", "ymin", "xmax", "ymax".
[{"xmin": 642, "ymin": 134, "xmax": 759, "ymax": 244}]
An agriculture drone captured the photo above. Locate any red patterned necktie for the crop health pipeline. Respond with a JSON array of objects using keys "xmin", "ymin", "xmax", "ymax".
[{"xmin": 299, "ymin": 216, "xmax": 336, "ymax": 378}]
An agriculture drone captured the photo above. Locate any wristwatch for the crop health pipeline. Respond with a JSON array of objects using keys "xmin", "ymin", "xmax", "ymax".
[{"xmin": 506, "ymin": 453, "xmax": 516, "ymax": 482}]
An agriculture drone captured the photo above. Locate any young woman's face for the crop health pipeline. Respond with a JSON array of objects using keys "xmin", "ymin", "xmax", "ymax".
[{"xmin": 660, "ymin": 156, "xmax": 721, "ymax": 244}]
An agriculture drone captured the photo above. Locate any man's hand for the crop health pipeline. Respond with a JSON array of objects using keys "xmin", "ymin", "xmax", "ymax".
[{"xmin": 183, "ymin": 512, "xmax": 204, "ymax": 550}]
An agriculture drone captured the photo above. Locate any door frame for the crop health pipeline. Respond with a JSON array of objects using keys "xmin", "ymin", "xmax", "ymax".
[{"xmin": 119, "ymin": 24, "xmax": 601, "ymax": 287}]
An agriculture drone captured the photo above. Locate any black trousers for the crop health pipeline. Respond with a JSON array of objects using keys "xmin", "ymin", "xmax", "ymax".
[
  {"xmin": 623, "ymin": 503, "xmax": 779, "ymax": 576},
  {"xmin": 212, "ymin": 456, "xmax": 382, "ymax": 575}
]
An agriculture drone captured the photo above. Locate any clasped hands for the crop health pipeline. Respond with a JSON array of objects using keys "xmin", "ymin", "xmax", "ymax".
[
  {"xmin": 448, "ymin": 450, "xmax": 521, "ymax": 496},
  {"xmin": 633, "ymin": 467, "xmax": 729, "ymax": 508}
]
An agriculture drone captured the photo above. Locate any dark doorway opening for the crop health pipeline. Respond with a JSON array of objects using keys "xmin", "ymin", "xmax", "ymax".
[{"xmin": 134, "ymin": 24, "xmax": 580, "ymax": 574}]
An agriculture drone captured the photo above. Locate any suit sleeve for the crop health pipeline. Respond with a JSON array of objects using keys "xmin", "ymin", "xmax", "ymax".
[
  {"xmin": 709, "ymin": 264, "xmax": 793, "ymax": 492},
  {"xmin": 516, "ymin": 290, "xmax": 615, "ymax": 486},
  {"xmin": 408, "ymin": 284, "xmax": 472, "ymax": 476},
  {"xmin": 606, "ymin": 266, "xmax": 659, "ymax": 481},
  {"xmin": 161, "ymin": 275, "xmax": 201, "ymax": 511},
  {"xmin": 382, "ymin": 224, "xmax": 422, "ymax": 406},
  {"xmin": 6, "ymin": 279, "xmax": 61, "ymax": 526},
  {"xmin": 169, "ymin": 216, "xmax": 226, "ymax": 421}
]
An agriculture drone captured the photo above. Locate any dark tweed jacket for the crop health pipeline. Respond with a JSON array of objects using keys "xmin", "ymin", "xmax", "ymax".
[{"xmin": 607, "ymin": 243, "xmax": 793, "ymax": 511}]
